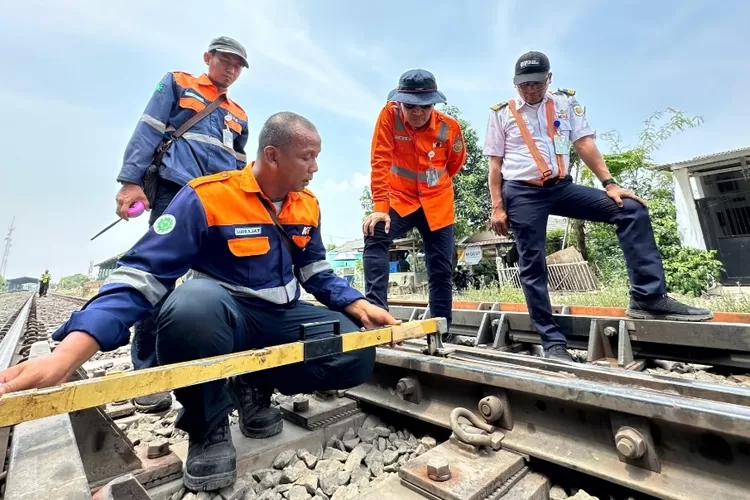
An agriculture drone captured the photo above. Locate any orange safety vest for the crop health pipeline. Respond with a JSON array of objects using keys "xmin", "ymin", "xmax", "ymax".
[
  {"xmin": 370, "ymin": 103, "xmax": 466, "ymax": 231},
  {"xmin": 507, "ymin": 98, "xmax": 566, "ymax": 185}
]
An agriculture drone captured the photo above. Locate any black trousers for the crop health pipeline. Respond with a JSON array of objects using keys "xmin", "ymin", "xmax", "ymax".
[
  {"xmin": 362, "ymin": 207, "xmax": 454, "ymax": 326},
  {"xmin": 503, "ymin": 178, "xmax": 666, "ymax": 349},
  {"xmin": 131, "ymin": 179, "xmax": 182, "ymax": 370},
  {"xmin": 155, "ymin": 279, "xmax": 375, "ymax": 439}
]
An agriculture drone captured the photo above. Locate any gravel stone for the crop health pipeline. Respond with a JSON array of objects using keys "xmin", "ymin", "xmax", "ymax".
[
  {"xmin": 322, "ymin": 448, "xmax": 348, "ymax": 462},
  {"xmin": 281, "ymin": 461, "xmax": 309, "ymax": 484},
  {"xmin": 420, "ymin": 437, "xmax": 437, "ymax": 450},
  {"xmin": 169, "ymin": 487, "xmax": 186, "ymax": 500},
  {"xmin": 377, "ymin": 438, "xmax": 387, "ymax": 452},
  {"xmin": 373, "ymin": 427, "xmax": 391, "ymax": 438},
  {"xmin": 288, "ymin": 485, "xmax": 311, "ymax": 500},
  {"xmin": 220, "ymin": 478, "xmax": 251, "ymax": 500},
  {"xmin": 550, "ymin": 485, "xmax": 568, "ymax": 500},
  {"xmin": 342, "ymin": 428, "xmax": 356, "ymax": 441},
  {"xmin": 274, "ymin": 450, "xmax": 297, "ymax": 469},
  {"xmin": 357, "ymin": 428, "xmax": 378, "ymax": 444},
  {"xmin": 330, "ymin": 484, "xmax": 359, "ymax": 500},
  {"xmin": 343, "ymin": 445, "xmax": 367, "ymax": 473},
  {"xmin": 382, "ymin": 450, "xmax": 398, "ymax": 466},
  {"xmin": 315, "ymin": 459, "xmax": 342, "ymax": 475},
  {"xmin": 296, "ymin": 472, "xmax": 319, "ymax": 495},
  {"xmin": 361, "ymin": 415, "xmax": 382, "ymax": 429},
  {"xmin": 343, "ymin": 439, "xmax": 360, "ymax": 451},
  {"xmin": 298, "ymin": 449, "xmax": 319, "ymax": 469}
]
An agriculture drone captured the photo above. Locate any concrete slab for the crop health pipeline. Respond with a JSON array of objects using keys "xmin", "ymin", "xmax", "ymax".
[
  {"xmin": 356, "ymin": 474, "xmax": 426, "ymax": 500},
  {"xmin": 502, "ymin": 473, "xmax": 550, "ymax": 500}
]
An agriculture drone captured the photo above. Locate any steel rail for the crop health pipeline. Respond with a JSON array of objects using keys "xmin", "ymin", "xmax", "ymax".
[
  {"xmin": 347, "ymin": 345, "xmax": 750, "ymax": 500},
  {"xmin": 0, "ymin": 296, "xmax": 33, "ymax": 370},
  {"xmin": 387, "ymin": 298, "xmax": 750, "ymax": 324}
]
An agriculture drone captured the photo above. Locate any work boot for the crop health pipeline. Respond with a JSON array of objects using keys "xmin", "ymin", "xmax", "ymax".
[
  {"xmin": 544, "ymin": 344, "xmax": 574, "ymax": 362},
  {"xmin": 183, "ymin": 417, "xmax": 236, "ymax": 492},
  {"xmin": 626, "ymin": 294, "xmax": 713, "ymax": 322},
  {"xmin": 228, "ymin": 377, "xmax": 283, "ymax": 439},
  {"xmin": 133, "ymin": 392, "xmax": 172, "ymax": 413}
]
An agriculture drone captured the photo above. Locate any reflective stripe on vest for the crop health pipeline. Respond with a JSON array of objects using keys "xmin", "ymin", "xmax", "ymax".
[
  {"xmin": 390, "ymin": 164, "xmax": 446, "ymax": 181},
  {"xmin": 507, "ymin": 99, "xmax": 565, "ymax": 182}
]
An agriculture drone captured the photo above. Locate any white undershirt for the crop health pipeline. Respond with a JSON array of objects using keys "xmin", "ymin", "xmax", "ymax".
[{"xmin": 272, "ymin": 200, "xmax": 283, "ymax": 212}]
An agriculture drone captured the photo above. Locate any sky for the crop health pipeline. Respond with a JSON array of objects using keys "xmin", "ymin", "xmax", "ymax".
[{"xmin": 1, "ymin": 0, "xmax": 749, "ymax": 280}]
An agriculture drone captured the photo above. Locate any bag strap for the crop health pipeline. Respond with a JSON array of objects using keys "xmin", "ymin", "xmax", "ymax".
[
  {"xmin": 260, "ymin": 197, "xmax": 301, "ymax": 280},
  {"xmin": 172, "ymin": 93, "xmax": 227, "ymax": 139}
]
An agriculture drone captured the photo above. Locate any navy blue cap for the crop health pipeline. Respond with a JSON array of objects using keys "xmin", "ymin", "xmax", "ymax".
[{"xmin": 387, "ymin": 69, "xmax": 447, "ymax": 106}]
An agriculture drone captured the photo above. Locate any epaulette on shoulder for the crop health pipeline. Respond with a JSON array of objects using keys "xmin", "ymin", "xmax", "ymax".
[
  {"xmin": 556, "ymin": 88, "xmax": 576, "ymax": 96},
  {"xmin": 188, "ymin": 170, "xmax": 239, "ymax": 189},
  {"xmin": 490, "ymin": 101, "xmax": 508, "ymax": 111}
]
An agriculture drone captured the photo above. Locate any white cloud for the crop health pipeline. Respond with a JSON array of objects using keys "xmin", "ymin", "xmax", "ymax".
[
  {"xmin": 314, "ymin": 172, "xmax": 370, "ymax": 194},
  {"xmin": 3, "ymin": 0, "xmax": 385, "ymax": 125}
]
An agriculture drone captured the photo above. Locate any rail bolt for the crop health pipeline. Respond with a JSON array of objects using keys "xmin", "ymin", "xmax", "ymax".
[
  {"xmin": 426, "ymin": 456, "xmax": 451, "ymax": 482},
  {"xmin": 478, "ymin": 396, "xmax": 504, "ymax": 422},
  {"xmin": 293, "ymin": 397, "xmax": 310, "ymax": 412},
  {"xmin": 615, "ymin": 427, "xmax": 646, "ymax": 459},
  {"xmin": 396, "ymin": 377, "xmax": 416, "ymax": 396}
]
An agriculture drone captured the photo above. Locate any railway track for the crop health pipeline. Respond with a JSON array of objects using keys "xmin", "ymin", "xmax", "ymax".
[{"xmin": 0, "ymin": 292, "xmax": 748, "ymax": 499}]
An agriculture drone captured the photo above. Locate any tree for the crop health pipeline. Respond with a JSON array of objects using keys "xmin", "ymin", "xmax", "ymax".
[
  {"xmin": 326, "ymin": 243, "xmax": 338, "ymax": 251},
  {"xmin": 58, "ymin": 273, "xmax": 90, "ymax": 290},
  {"xmin": 360, "ymin": 186, "xmax": 373, "ymax": 220},
  {"xmin": 581, "ymin": 108, "xmax": 721, "ymax": 295},
  {"xmin": 0, "ymin": 276, "xmax": 6, "ymax": 292},
  {"xmin": 441, "ymin": 104, "xmax": 491, "ymax": 240}
]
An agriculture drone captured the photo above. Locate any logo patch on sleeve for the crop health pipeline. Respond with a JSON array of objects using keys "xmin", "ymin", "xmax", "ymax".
[
  {"xmin": 154, "ymin": 214, "xmax": 176, "ymax": 235},
  {"xmin": 235, "ymin": 226, "xmax": 262, "ymax": 236}
]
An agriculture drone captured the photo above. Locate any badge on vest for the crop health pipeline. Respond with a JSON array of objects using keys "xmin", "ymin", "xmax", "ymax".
[{"xmin": 223, "ymin": 127, "xmax": 233, "ymax": 148}]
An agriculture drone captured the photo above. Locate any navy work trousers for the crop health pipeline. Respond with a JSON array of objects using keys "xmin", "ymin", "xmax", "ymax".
[
  {"xmin": 503, "ymin": 177, "xmax": 666, "ymax": 349},
  {"xmin": 131, "ymin": 179, "xmax": 182, "ymax": 370},
  {"xmin": 155, "ymin": 279, "xmax": 375, "ymax": 439},
  {"xmin": 363, "ymin": 207, "xmax": 454, "ymax": 326}
]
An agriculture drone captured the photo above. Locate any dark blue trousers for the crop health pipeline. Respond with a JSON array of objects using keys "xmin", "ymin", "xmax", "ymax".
[
  {"xmin": 131, "ymin": 179, "xmax": 182, "ymax": 370},
  {"xmin": 155, "ymin": 279, "xmax": 375, "ymax": 439},
  {"xmin": 363, "ymin": 208, "xmax": 454, "ymax": 326},
  {"xmin": 503, "ymin": 178, "xmax": 666, "ymax": 349}
]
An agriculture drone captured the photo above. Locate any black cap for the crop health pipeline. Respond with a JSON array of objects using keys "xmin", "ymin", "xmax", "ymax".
[
  {"xmin": 208, "ymin": 36, "xmax": 249, "ymax": 68},
  {"xmin": 513, "ymin": 51, "xmax": 550, "ymax": 85},
  {"xmin": 387, "ymin": 69, "xmax": 447, "ymax": 106}
]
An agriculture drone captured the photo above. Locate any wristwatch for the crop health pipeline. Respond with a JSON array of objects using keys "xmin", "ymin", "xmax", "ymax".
[{"xmin": 601, "ymin": 178, "xmax": 618, "ymax": 188}]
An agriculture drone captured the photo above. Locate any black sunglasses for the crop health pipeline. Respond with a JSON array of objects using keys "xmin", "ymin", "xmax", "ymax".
[{"xmin": 403, "ymin": 104, "xmax": 434, "ymax": 110}]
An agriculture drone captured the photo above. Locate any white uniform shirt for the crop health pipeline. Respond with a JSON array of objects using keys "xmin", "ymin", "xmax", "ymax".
[{"xmin": 483, "ymin": 90, "xmax": 595, "ymax": 182}]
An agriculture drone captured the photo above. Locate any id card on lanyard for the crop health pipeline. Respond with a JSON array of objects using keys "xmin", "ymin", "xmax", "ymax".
[
  {"xmin": 426, "ymin": 150, "xmax": 439, "ymax": 187},
  {"xmin": 552, "ymin": 120, "xmax": 570, "ymax": 155}
]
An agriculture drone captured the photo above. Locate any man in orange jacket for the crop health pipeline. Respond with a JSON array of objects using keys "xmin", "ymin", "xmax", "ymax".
[{"xmin": 363, "ymin": 69, "xmax": 466, "ymax": 334}]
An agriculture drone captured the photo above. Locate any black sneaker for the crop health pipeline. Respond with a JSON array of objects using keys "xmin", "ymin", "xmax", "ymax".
[
  {"xmin": 627, "ymin": 294, "xmax": 713, "ymax": 322},
  {"xmin": 183, "ymin": 417, "xmax": 236, "ymax": 492},
  {"xmin": 544, "ymin": 344, "xmax": 574, "ymax": 362},
  {"xmin": 228, "ymin": 377, "xmax": 283, "ymax": 439},
  {"xmin": 133, "ymin": 392, "xmax": 172, "ymax": 413}
]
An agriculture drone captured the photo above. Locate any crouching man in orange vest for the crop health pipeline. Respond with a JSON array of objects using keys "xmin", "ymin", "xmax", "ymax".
[{"xmin": 362, "ymin": 69, "xmax": 466, "ymax": 335}]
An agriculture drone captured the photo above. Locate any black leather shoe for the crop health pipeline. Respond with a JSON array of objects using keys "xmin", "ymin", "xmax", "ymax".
[
  {"xmin": 228, "ymin": 378, "xmax": 283, "ymax": 439},
  {"xmin": 544, "ymin": 344, "xmax": 574, "ymax": 362},
  {"xmin": 183, "ymin": 417, "xmax": 236, "ymax": 492},
  {"xmin": 627, "ymin": 294, "xmax": 713, "ymax": 322},
  {"xmin": 133, "ymin": 392, "xmax": 172, "ymax": 413}
]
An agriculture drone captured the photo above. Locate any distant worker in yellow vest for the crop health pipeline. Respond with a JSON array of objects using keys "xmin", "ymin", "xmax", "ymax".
[{"xmin": 39, "ymin": 270, "xmax": 51, "ymax": 297}]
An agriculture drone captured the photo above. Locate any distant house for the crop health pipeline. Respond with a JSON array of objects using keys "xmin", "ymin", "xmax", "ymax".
[
  {"xmin": 659, "ymin": 147, "xmax": 750, "ymax": 286},
  {"xmin": 326, "ymin": 239, "xmax": 363, "ymax": 271},
  {"xmin": 7, "ymin": 276, "xmax": 38, "ymax": 292}
]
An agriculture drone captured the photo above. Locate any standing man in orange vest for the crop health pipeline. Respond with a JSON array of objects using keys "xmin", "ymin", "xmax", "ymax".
[
  {"xmin": 363, "ymin": 70, "xmax": 466, "ymax": 335},
  {"xmin": 484, "ymin": 51, "xmax": 712, "ymax": 362}
]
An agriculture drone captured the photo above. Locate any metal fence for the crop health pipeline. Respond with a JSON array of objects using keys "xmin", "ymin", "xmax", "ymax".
[{"xmin": 497, "ymin": 261, "xmax": 598, "ymax": 292}]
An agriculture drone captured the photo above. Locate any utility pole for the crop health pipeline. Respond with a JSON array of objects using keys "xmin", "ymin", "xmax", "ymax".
[
  {"xmin": 0, "ymin": 217, "xmax": 15, "ymax": 279},
  {"xmin": 88, "ymin": 260, "xmax": 94, "ymax": 280}
]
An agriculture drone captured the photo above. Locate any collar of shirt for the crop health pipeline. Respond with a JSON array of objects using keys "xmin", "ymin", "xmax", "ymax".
[
  {"xmin": 514, "ymin": 92, "xmax": 552, "ymax": 110},
  {"xmin": 195, "ymin": 73, "xmax": 240, "ymax": 107},
  {"xmin": 239, "ymin": 163, "xmax": 301, "ymax": 201}
]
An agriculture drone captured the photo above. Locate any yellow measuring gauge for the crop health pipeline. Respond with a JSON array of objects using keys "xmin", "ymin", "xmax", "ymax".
[{"xmin": 0, "ymin": 318, "xmax": 444, "ymax": 427}]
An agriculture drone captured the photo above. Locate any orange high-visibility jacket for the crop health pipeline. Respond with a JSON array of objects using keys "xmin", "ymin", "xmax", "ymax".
[{"xmin": 370, "ymin": 103, "xmax": 467, "ymax": 232}]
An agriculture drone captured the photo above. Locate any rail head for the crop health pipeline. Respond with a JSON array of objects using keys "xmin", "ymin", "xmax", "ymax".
[{"xmin": 0, "ymin": 296, "xmax": 33, "ymax": 371}]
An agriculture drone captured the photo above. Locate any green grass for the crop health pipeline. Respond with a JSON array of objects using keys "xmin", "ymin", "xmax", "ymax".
[{"xmin": 399, "ymin": 285, "xmax": 750, "ymax": 313}]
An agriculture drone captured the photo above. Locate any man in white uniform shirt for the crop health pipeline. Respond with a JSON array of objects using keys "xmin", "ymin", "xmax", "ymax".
[{"xmin": 483, "ymin": 51, "xmax": 712, "ymax": 362}]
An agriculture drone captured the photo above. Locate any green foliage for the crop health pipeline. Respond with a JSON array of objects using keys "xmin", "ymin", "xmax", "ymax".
[
  {"xmin": 0, "ymin": 276, "xmax": 6, "ymax": 292},
  {"xmin": 360, "ymin": 186, "xmax": 373, "ymax": 220},
  {"xmin": 326, "ymin": 243, "xmax": 338, "ymax": 251},
  {"xmin": 440, "ymin": 104, "xmax": 491, "ymax": 240},
  {"xmin": 545, "ymin": 228, "xmax": 566, "ymax": 255},
  {"xmin": 58, "ymin": 273, "xmax": 90, "ymax": 290}
]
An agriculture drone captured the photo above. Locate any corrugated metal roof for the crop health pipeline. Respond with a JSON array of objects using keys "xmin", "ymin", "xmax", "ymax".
[{"xmin": 658, "ymin": 147, "xmax": 750, "ymax": 170}]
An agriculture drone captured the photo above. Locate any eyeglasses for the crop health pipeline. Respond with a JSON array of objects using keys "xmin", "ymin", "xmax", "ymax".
[
  {"xmin": 403, "ymin": 104, "xmax": 434, "ymax": 110},
  {"xmin": 516, "ymin": 77, "xmax": 550, "ymax": 90}
]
